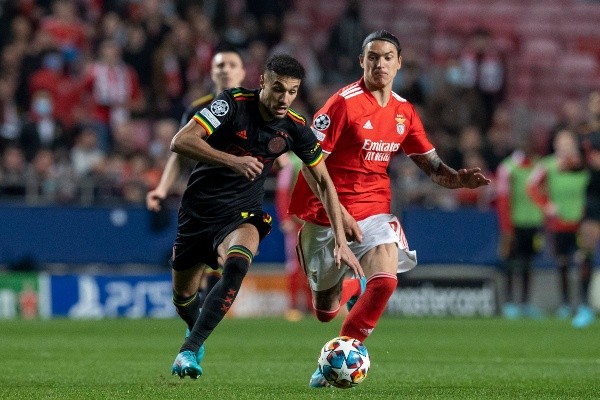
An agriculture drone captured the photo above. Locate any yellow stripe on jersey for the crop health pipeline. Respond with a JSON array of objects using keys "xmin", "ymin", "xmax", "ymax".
[
  {"xmin": 305, "ymin": 152, "xmax": 323, "ymax": 168},
  {"xmin": 190, "ymin": 93, "xmax": 215, "ymax": 108},
  {"xmin": 192, "ymin": 114, "xmax": 215, "ymax": 135},
  {"xmin": 232, "ymin": 90, "xmax": 255, "ymax": 101},
  {"xmin": 287, "ymin": 108, "xmax": 306, "ymax": 125}
]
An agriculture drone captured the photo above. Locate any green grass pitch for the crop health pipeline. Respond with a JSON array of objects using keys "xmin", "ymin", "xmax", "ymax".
[{"xmin": 0, "ymin": 316, "xmax": 598, "ymax": 399}]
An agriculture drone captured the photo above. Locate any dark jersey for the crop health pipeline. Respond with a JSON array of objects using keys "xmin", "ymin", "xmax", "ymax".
[
  {"xmin": 180, "ymin": 93, "xmax": 216, "ymax": 128},
  {"xmin": 181, "ymin": 87, "xmax": 323, "ymax": 221}
]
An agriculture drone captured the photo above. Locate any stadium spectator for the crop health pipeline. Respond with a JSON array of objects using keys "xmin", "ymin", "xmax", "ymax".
[
  {"xmin": 28, "ymin": 49, "xmax": 85, "ymax": 133},
  {"xmin": 151, "ymin": 19, "xmax": 199, "ymax": 119},
  {"xmin": 38, "ymin": 0, "xmax": 91, "ymax": 56},
  {"xmin": 548, "ymin": 98, "xmax": 587, "ymax": 153},
  {"xmin": 0, "ymin": 144, "xmax": 27, "ymax": 198},
  {"xmin": 14, "ymin": 28, "xmax": 59, "ymax": 113},
  {"xmin": 322, "ymin": 0, "xmax": 368, "ymax": 85},
  {"xmin": 496, "ymin": 134, "xmax": 544, "ymax": 319},
  {"xmin": 0, "ymin": 74, "xmax": 21, "ymax": 151},
  {"xmin": 287, "ymin": 30, "xmax": 490, "ymax": 388},
  {"xmin": 25, "ymin": 148, "xmax": 75, "ymax": 203},
  {"xmin": 425, "ymin": 57, "xmax": 487, "ymax": 138},
  {"xmin": 392, "ymin": 47, "xmax": 428, "ymax": 108},
  {"xmin": 457, "ymin": 27, "xmax": 506, "ymax": 132},
  {"xmin": 242, "ymin": 39, "xmax": 269, "ymax": 88},
  {"xmin": 527, "ymin": 129, "xmax": 589, "ymax": 319},
  {"xmin": 81, "ymin": 39, "xmax": 144, "ymax": 150},
  {"xmin": 70, "ymin": 125, "xmax": 106, "ymax": 179},
  {"xmin": 19, "ymin": 89, "xmax": 70, "ymax": 162},
  {"xmin": 482, "ymin": 107, "xmax": 516, "ymax": 172},
  {"xmin": 122, "ymin": 23, "xmax": 154, "ymax": 94},
  {"xmin": 168, "ymin": 54, "xmax": 361, "ymax": 379},
  {"xmin": 269, "ymin": 22, "xmax": 322, "ymax": 93}
]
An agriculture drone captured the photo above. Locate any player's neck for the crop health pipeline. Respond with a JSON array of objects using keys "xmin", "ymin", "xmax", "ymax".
[{"xmin": 367, "ymin": 86, "xmax": 392, "ymax": 107}]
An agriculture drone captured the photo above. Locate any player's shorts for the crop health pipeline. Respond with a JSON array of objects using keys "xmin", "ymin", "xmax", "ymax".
[
  {"xmin": 510, "ymin": 227, "xmax": 539, "ymax": 258},
  {"xmin": 170, "ymin": 207, "xmax": 272, "ymax": 271},
  {"xmin": 296, "ymin": 213, "xmax": 417, "ymax": 291},
  {"xmin": 551, "ymin": 231, "xmax": 578, "ymax": 257},
  {"xmin": 583, "ymin": 196, "xmax": 600, "ymax": 222}
]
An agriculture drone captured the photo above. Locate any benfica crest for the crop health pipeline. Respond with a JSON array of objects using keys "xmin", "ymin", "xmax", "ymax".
[{"xmin": 395, "ymin": 114, "xmax": 406, "ymax": 135}]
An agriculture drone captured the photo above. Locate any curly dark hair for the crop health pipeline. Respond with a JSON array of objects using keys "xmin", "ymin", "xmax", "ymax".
[{"xmin": 264, "ymin": 54, "xmax": 305, "ymax": 80}]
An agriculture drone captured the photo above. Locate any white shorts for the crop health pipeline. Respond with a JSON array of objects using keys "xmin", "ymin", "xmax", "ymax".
[{"xmin": 296, "ymin": 214, "xmax": 418, "ymax": 291}]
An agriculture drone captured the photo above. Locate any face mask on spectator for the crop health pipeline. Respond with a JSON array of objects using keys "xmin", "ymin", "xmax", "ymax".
[
  {"xmin": 43, "ymin": 53, "xmax": 64, "ymax": 71},
  {"xmin": 445, "ymin": 66, "xmax": 462, "ymax": 86},
  {"xmin": 33, "ymin": 98, "xmax": 53, "ymax": 117}
]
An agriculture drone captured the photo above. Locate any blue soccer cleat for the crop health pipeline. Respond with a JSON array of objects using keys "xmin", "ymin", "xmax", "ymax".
[
  {"xmin": 502, "ymin": 303, "xmax": 521, "ymax": 319},
  {"xmin": 346, "ymin": 276, "xmax": 367, "ymax": 312},
  {"xmin": 308, "ymin": 366, "xmax": 330, "ymax": 388},
  {"xmin": 185, "ymin": 328, "xmax": 205, "ymax": 363},
  {"xmin": 572, "ymin": 304, "xmax": 595, "ymax": 329},
  {"xmin": 171, "ymin": 350, "xmax": 203, "ymax": 379}
]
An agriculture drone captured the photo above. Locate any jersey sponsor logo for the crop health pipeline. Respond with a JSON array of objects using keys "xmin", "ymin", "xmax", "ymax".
[
  {"xmin": 210, "ymin": 99, "xmax": 229, "ymax": 116},
  {"xmin": 199, "ymin": 108, "xmax": 221, "ymax": 128},
  {"xmin": 311, "ymin": 127, "xmax": 325, "ymax": 141},
  {"xmin": 362, "ymin": 139, "xmax": 401, "ymax": 162},
  {"xmin": 363, "ymin": 120, "xmax": 373, "ymax": 129},
  {"xmin": 268, "ymin": 136, "xmax": 286, "ymax": 153},
  {"xmin": 313, "ymin": 114, "xmax": 330, "ymax": 130}
]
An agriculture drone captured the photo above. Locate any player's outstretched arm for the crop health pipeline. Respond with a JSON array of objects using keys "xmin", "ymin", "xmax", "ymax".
[
  {"xmin": 304, "ymin": 161, "xmax": 364, "ymax": 277},
  {"xmin": 146, "ymin": 152, "xmax": 182, "ymax": 212},
  {"xmin": 410, "ymin": 150, "xmax": 491, "ymax": 189},
  {"xmin": 171, "ymin": 120, "xmax": 263, "ymax": 180}
]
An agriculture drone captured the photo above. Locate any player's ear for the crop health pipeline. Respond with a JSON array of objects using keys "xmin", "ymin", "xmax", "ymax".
[{"xmin": 259, "ymin": 74, "xmax": 265, "ymax": 88}]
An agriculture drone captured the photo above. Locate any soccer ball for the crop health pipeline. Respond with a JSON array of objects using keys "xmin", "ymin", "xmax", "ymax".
[{"xmin": 317, "ymin": 336, "xmax": 370, "ymax": 389}]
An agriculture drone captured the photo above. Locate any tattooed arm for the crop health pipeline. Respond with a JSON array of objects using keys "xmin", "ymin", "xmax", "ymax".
[{"xmin": 410, "ymin": 150, "xmax": 491, "ymax": 189}]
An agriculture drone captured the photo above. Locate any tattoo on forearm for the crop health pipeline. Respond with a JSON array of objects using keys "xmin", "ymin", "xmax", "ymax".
[{"xmin": 411, "ymin": 152, "xmax": 463, "ymax": 189}]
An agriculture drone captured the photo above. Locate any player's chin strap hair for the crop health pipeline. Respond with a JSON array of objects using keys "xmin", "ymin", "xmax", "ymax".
[{"xmin": 361, "ymin": 30, "xmax": 402, "ymax": 55}]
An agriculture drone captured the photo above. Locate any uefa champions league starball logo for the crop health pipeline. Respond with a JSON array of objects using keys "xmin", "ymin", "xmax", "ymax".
[
  {"xmin": 210, "ymin": 100, "xmax": 229, "ymax": 116},
  {"xmin": 313, "ymin": 114, "xmax": 331, "ymax": 130}
]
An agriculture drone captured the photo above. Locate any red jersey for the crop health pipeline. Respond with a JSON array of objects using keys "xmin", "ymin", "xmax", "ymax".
[{"xmin": 289, "ymin": 78, "xmax": 434, "ymax": 225}]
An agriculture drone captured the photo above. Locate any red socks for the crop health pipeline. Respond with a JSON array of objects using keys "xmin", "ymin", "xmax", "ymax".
[
  {"xmin": 340, "ymin": 273, "xmax": 397, "ymax": 342},
  {"xmin": 340, "ymin": 278, "xmax": 362, "ymax": 306},
  {"xmin": 314, "ymin": 278, "xmax": 362, "ymax": 322}
]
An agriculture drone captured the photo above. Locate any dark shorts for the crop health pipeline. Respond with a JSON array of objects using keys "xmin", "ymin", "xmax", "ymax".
[
  {"xmin": 170, "ymin": 207, "xmax": 272, "ymax": 271},
  {"xmin": 584, "ymin": 196, "xmax": 600, "ymax": 222},
  {"xmin": 551, "ymin": 231, "xmax": 578, "ymax": 257},
  {"xmin": 510, "ymin": 227, "xmax": 539, "ymax": 258}
]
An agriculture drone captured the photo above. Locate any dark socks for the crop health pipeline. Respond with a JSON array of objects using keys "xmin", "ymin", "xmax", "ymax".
[
  {"xmin": 173, "ymin": 292, "xmax": 201, "ymax": 332},
  {"xmin": 181, "ymin": 246, "xmax": 252, "ymax": 354}
]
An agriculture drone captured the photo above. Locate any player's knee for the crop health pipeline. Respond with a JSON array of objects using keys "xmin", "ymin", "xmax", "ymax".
[{"xmin": 314, "ymin": 307, "xmax": 338, "ymax": 322}]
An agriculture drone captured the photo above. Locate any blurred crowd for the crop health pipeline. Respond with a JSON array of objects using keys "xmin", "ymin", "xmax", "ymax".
[{"xmin": 0, "ymin": 0, "xmax": 594, "ymax": 211}]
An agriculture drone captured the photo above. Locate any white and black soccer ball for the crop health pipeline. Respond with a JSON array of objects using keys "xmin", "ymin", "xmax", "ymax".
[{"xmin": 317, "ymin": 336, "xmax": 370, "ymax": 389}]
